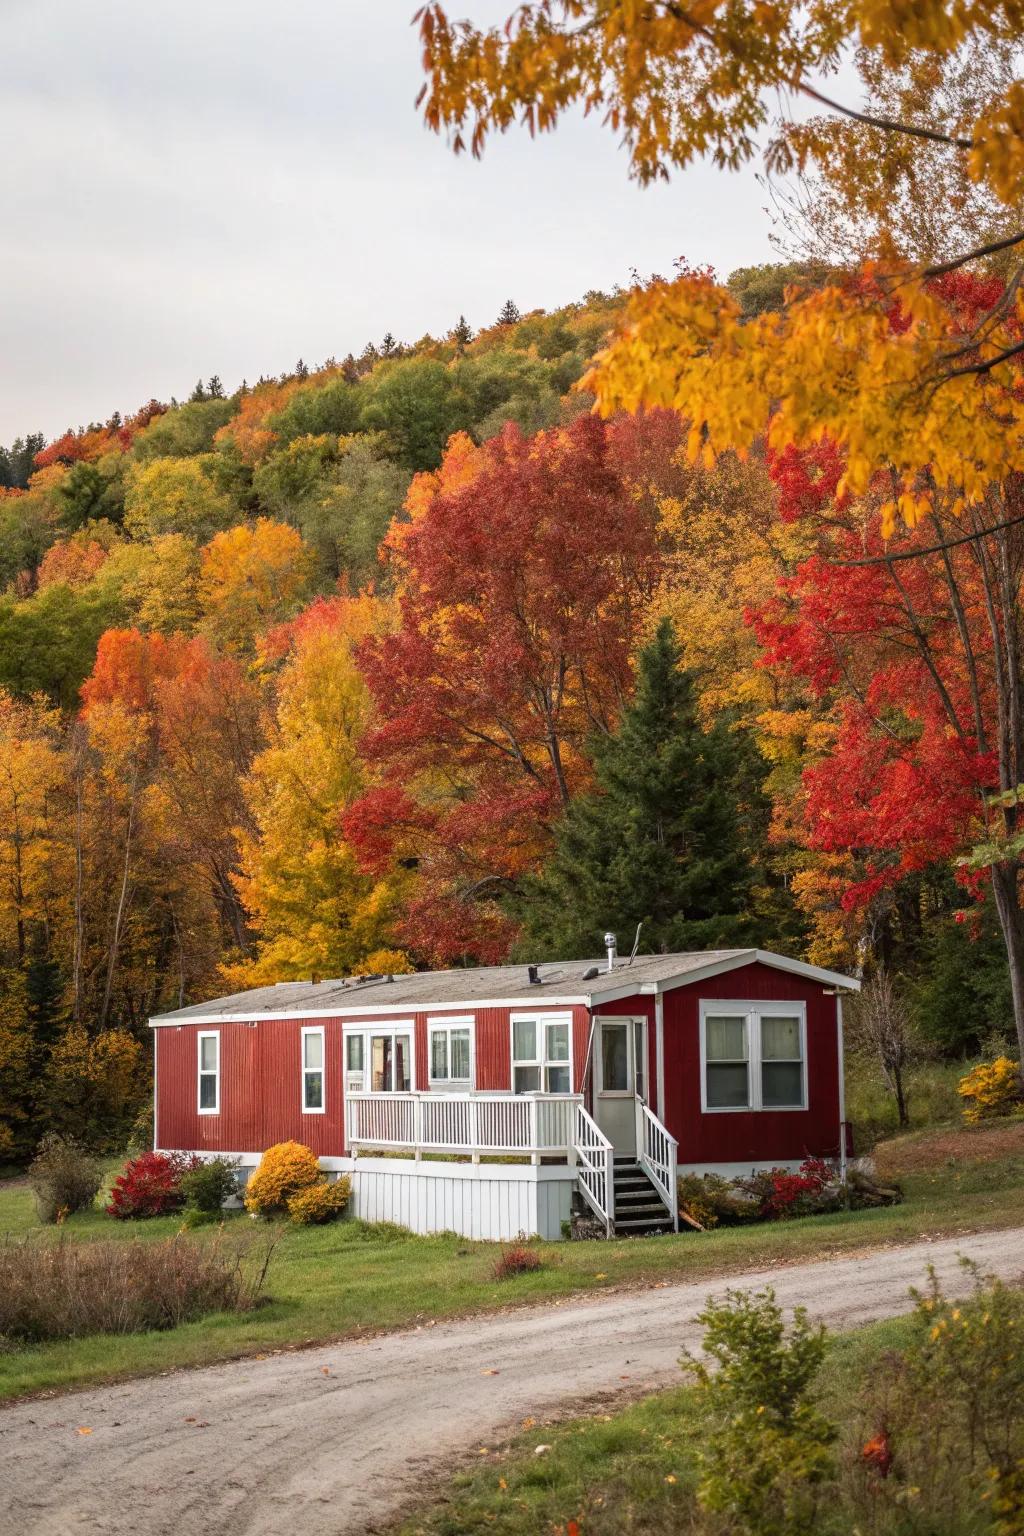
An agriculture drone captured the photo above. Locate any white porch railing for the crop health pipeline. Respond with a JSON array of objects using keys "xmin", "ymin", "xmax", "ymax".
[
  {"xmin": 573, "ymin": 1102, "xmax": 614, "ymax": 1237},
  {"xmin": 636, "ymin": 1099, "xmax": 679, "ymax": 1231},
  {"xmin": 348, "ymin": 1091, "xmax": 580, "ymax": 1159}
]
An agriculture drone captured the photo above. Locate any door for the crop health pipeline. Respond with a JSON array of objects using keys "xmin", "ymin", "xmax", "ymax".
[{"xmin": 594, "ymin": 1017, "xmax": 647, "ymax": 1155}]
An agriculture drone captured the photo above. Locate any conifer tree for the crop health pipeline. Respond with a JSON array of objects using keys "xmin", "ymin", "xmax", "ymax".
[
  {"xmin": 450, "ymin": 314, "xmax": 473, "ymax": 351},
  {"xmin": 496, "ymin": 298, "xmax": 520, "ymax": 326},
  {"xmin": 519, "ymin": 618, "xmax": 767, "ymax": 958}
]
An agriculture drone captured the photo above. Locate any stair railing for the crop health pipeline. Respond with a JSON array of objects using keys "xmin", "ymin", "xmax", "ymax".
[
  {"xmin": 573, "ymin": 1102, "xmax": 615, "ymax": 1237},
  {"xmin": 636, "ymin": 1099, "xmax": 679, "ymax": 1231}
]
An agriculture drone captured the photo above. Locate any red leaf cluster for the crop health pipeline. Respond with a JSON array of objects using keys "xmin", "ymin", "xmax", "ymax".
[
  {"xmin": 349, "ymin": 412, "xmax": 670, "ymax": 962},
  {"xmin": 106, "ymin": 1151, "xmax": 200, "ymax": 1220}
]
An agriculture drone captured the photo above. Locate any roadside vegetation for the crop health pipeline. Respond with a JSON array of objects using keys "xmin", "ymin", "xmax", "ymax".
[
  {"xmin": 1, "ymin": 1117, "xmax": 1022, "ymax": 1403},
  {"xmin": 391, "ymin": 1265, "xmax": 1024, "ymax": 1536}
]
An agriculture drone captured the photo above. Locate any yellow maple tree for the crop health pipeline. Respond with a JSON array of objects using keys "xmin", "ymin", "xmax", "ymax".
[
  {"xmin": 199, "ymin": 517, "xmax": 316, "ymax": 656},
  {"xmin": 224, "ymin": 592, "xmax": 411, "ymax": 987}
]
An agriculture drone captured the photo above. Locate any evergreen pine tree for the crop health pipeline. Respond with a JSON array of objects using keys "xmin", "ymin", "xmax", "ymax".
[
  {"xmin": 519, "ymin": 618, "xmax": 768, "ymax": 958},
  {"xmin": 496, "ymin": 298, "xmax": 521, "ymax": 326},
  {"xmin": 451, "ymin": 315, "xmax": 473, "ymax": 351},
  {"xmin": 189, "ymin": 378, "xmax": 208, "ymax": 402}
]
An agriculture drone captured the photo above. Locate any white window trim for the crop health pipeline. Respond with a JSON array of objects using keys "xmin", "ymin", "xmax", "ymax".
[
  {"xmin": 427, "ymin": 1015, "xmax": 475, "ymax": 1089},
  {"xmin": 197, "ymin": 1029, "xmax": 220, "ymax": 1115},
  {"xmin": 699, "ymin": 999, "xmax": 808, "ymax": 1114},
  {"xmin": 301, "ymin": 1025, "xmax": 326, "ymax": 1114},
  {"xmin": 509, "ymin": 1011, "xmax": 575, "ymax": 1095}
]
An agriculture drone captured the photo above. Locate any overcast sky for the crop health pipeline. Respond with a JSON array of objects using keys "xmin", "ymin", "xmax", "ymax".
[{"xmin": 0, "ymin": 0, "xmax": 777, "ymax": 444}]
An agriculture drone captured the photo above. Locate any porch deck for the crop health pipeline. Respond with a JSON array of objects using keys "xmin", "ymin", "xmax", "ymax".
[
  {"xmin": 347, "ymin": 1089, "xmax": 679, "ymax": 1235},
  {"xmin": 347, "ymin": 1090, "xmax": 580, "ymax": 1161}
]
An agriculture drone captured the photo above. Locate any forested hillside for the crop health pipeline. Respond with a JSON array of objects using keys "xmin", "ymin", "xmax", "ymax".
[{"xmin": 0, "ymin": 278, "xmax": 1011, "ymax": 1158}]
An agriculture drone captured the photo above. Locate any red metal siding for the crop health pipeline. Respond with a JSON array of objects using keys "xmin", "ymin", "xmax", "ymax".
[
  {"xmin": 473, "ymin": 1008, "xmax": 513, "ymax": 1090},
  {"xmin": 157, "ymin": 999, "xmax": 602, "ymax": 1154},
  {"xmin": 661, "ymin": 961, "xmax": 841, "ymax": 1164},
  {"xmin": 155, "ymin": 1017, "xmax": 346, "ymax": 1157}
]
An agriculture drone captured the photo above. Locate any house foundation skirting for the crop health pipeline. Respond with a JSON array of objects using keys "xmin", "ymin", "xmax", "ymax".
[
  {"xmin": 164, "ymin": 1150, "xmax": 577, "ymax": 1242},
  {"xmin": 348, "ymin": 1156, "xmax": 576, "ymax": 1241}
]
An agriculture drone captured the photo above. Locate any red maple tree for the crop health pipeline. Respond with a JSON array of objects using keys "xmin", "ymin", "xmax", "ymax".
[
  {"xmin": 751, "ymin": 271, "xmax": 1024, "ymax": 1051},
  {"xmin": 348, "ymin": 412, "xmax": 674, "ymax": 963}
]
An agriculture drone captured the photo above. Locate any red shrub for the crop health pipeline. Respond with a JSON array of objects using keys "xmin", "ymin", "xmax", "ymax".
[
  {"xmin": 734, "ymin": 1157, "xmax": 837, "ymax": 1220},
  {"xmin": 106, "ymin": 1151, "xmax": 200, "ymax": 1220},
  {"xmin": 492, "ymin": 1244, "xmax": 543, "ymax": 1280},
  {"xmin": 760, "ymin": 1158, "xmax": 833, "ymax": 1218}
]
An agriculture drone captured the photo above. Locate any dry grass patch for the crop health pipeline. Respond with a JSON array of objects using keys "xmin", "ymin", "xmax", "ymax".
[
  {"xmin": 0, "ymin": 1230, "xmax": 274, "ymax": 1344},
  {"xmin": 874, "ymin": 1119, "xmax": 1024, "ymax": 1179}
]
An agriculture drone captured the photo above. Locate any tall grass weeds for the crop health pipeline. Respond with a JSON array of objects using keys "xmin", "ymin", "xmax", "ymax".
[{"xmin": 0, "ymin": 1230, "xmax": 274, "ymax": 1345}]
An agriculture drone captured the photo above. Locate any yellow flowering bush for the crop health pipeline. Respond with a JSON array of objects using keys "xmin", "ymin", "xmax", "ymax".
[
  {"xmin": 244, "ymin": 1141, "xmax": 323, "ymax": 1216},
  {"xmin": 286, "ymin": 1177, "xmax": 352, "ymax": 1226},
  {"xmin": 957, "ymin": 1057, "xmax": 1024, "ymax": 1125}
]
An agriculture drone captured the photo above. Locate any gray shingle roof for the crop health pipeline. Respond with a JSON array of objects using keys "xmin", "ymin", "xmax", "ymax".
[{"xmin": 150, "ymin": 948, "xmax": 857, "ymax": 1024}]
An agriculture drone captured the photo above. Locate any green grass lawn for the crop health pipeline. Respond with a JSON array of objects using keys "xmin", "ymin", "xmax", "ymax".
[
  {"xmin": 388, "ymin": 1315, "xmax": 919, "ymax": 1536},
  {"xmin": 1, "ymin": 1123, "xmax": 1023, "ymax": 1404}
]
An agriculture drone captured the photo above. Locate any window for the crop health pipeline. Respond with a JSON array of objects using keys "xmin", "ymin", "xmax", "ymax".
[
  {"xmin": 429, "ymin": 1019, "xmax": 473, "ymax": 1085},
  {"xmin": 302, "ymin": 1027, "xmax": 325, "ymax": 1112},
  {"xmin": 512, "ymin": 1014, "xmax": 572, "ymax": 1094},
  {"xmin": 197, "ymin": 1031, "xmax": 219, "ymax": 1114},
  {"xmin": 370, "ymin": 1031, "xmax": 412, "ymax": 1092},
  {"xmin": 700, "ymin": 1002, "xmax": 807, "ymax": 1112},
  {"xmin": 704, "ymin": 1015, "xmax": 749, "ymax": 1108},
  {"xmin": 761, "ymin": 1016, "xmax": 803, "ymax": 1108},
  {"xmin": 343, "ymin": 1024, "xmax": 414, "ymax": 1094},
  {"xmin": 601, "ymin": 1021, "xmax": 629, "ymax": 1092},
  {"xmin": 633, "ymin": 1019, "xmax": 647, "ymax": 1104}
]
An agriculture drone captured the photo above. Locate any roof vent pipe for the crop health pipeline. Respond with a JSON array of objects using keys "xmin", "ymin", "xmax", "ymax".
[{"xmin": 604, "ymin": 931, "xmax": 617, "ymax": 972}]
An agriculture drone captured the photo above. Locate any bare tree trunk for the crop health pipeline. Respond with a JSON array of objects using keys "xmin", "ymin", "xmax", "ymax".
[
  {"xmin": 72, "ymin": 750, "xmax": 85, "ymax": 1025},
  {"xmin": 989, "ymin": 860, "xmax": 1024, "ymax": 1061},
  {"xmin": 891, "ymin": 1064, "xmax": 910, "ymax": 1128},
  {"xmin": 99, "ymin": 763, "xmax": 140, "ymax": 1032}
]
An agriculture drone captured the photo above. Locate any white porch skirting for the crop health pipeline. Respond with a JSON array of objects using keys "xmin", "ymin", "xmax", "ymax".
[
  {"xmin": 349, "ymin": 1157, "xmax": 577, "ymax": 1241},
  {"xmin": 167, "ymin": 1150, "xmax": 577, "ymax": 1241}
]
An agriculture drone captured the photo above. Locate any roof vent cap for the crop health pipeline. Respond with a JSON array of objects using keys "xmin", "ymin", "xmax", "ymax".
[
  {"xmin": 603, "ymin": 932, "xmax": 618, "ymax": 972},
  {"xmin": 527, "ymin": 964, "xmax": 541, "ymax": 985}
]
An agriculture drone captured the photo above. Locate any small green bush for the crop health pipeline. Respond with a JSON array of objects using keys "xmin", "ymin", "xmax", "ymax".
[
  {"xmin": 683, "ymin": 1287, "xmax": 836, "ymax": 1536},
  {"xmin": 848, "ymin": 1263, "xmax": 1024, "ymax": 1532},
  {"xmin": 179, "ymin": 1156, "xmax": 240, "ymax": 1215},
  {"xmin": 27, "ymin": 1135, "xmax": 103, "ymax": 1225}
]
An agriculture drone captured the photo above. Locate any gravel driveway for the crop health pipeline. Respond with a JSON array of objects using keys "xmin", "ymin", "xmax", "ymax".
[{"xmin": 3, "ymin": 1227, "xmax": 1023, "ymax": 1536}]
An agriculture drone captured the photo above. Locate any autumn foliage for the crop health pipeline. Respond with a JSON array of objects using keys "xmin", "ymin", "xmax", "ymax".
[
  {"xmin": 106, "ymin": 1151, "xmax": 201, "ymax": 1220},
  {"xmin": 351, "ymin": 413, "xmax": 667, "ymax": 962},
  {"xmin": 243, "ymin": 1141, "xmax": 323, "ymax": 1217}
]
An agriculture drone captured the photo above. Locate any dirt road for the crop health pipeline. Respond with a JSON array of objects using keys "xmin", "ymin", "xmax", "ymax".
[{"xmin": 3, "ymin": 1227, "xmax": 1023, "ymax": 1536}]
